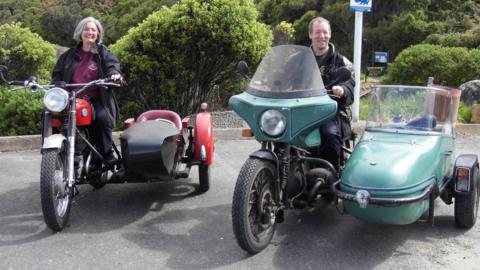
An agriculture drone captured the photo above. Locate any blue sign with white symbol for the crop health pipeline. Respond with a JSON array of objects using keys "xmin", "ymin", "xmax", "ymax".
[
  {"xmin": 350, "ymin": 0, "xmax": 372, "ymax": 12},
  {"xmin": 374, "ymin": 52, "xmax": 388, "ymax": 64}
]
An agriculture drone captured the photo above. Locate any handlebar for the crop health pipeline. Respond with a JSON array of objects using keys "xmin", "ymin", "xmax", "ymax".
[{"xmin": 4, "ymin": 77, "xmax": 121, "ymax": 94}]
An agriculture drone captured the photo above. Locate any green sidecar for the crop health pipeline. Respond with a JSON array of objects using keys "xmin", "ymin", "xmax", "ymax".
[{"xmin": 332, "ymin": 85, "xmax": 479, "ymax": 228}]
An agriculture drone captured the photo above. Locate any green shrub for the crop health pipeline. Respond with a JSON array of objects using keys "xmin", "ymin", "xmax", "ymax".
[
  {"xmin": 360, "ymin": 98, "xmax": 369, "ymax": 121},
  {"xmin": 382, "ymin": 44, "xmax": 474, "ymax": 86},
  {"xmin": 0, "ymin": 23, "xmax": 56, "ymax": 81},
  {"xmin": 111, "ymin": 0, "xmax": 272, "ymax": 117},
  {"xmin": 457, "ymin": 102, "xmax": 472, "ymax": 123},
  {"xmin": 0, "ymin": 85, "xmax": 43, "ymax": 136},
  {"xmin": 423, "ymin": 28, "xmax": 480, "ymax": 49},
  {"xmin": 273, "ymin": 21, "xmax": 295, "ymax": 45}
]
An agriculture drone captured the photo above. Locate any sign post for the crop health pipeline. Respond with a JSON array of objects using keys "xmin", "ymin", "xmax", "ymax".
[{"xmin": 350, "ymin": 0, "xmax": 372, "ymax": 122}]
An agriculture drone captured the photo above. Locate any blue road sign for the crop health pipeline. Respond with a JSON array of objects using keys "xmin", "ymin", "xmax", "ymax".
[{"xmin": 350, "ymin": 0, "xmax": 372, "ymax": 12}]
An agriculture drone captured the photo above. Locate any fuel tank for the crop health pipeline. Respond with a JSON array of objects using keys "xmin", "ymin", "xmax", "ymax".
[{"xmin": 120, "ymin": 120, "xmax": 179, "ymax": 181}]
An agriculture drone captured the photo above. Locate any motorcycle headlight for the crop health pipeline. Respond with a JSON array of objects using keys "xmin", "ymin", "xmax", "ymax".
[
  {"xmin": 260, "ymin": 109, "xmax": 287, "ymax": 137},
  {"xmin": 43, "ymin": 87, "xmax": 69, "ymax": 112}
]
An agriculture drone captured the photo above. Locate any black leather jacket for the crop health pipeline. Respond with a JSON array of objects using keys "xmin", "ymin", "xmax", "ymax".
[
  {"xmin": 51, "ymin": 43, "xmax": 122, "ymax": 124},
  {"xmin": 314, "ymin": 43, "xmax": 355, "ymax": 138}
]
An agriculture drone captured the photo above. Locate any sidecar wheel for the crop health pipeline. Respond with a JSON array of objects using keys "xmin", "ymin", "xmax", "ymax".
[
  {"xmin": 454, "ymin": 166, "xmax": 479, "ymax": 229},
  {"xmin": 198, "ymin": 163, "xmax": 210, "ymax": 193},
  {"xmin": 40, "ymin": 148, "xmax": 72, "ymax": 232},
  {"xmin": 232, "ymin": 158, "xmax": 276, "ymax": 254}
]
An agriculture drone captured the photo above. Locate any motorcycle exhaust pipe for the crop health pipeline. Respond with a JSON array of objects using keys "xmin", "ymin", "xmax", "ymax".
[{"xmin": 307, "ymin": 178, "xmax": 327, "ymax": 204}]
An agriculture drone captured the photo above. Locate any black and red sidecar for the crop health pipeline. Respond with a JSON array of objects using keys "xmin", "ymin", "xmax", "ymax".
[{"xmin": 111, "ymin": 103, "xmax": 214, "ymax": 193}]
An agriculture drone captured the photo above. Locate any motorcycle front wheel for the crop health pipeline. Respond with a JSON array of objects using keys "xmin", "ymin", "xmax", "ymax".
[
  {"xmin": 232, "ymin": 158, "xmax": 277, "ymax": 254},
  {"xmin": 40, "ymin": 148, "xmax": 72, "ymax": 231}
]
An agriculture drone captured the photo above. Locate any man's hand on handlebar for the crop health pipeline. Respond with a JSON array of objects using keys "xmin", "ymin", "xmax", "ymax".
[{"xmin": 331, "ymin": 85, "xmax": 344, "ymax": 97}]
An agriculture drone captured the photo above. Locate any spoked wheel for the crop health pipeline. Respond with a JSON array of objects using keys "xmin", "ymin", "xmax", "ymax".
[
  {"xmin": 232, "ymin": 158, "xmax": 277, "ymax": 254},
  {"xmin": 455, "ymin": 166, "xmax": 479, "ymax": 229},
  {"xmin": 40, "ymin": 148, "xmax": 72, "ymax": 231},
  {"xmin": 198, "ymin": 162, "xmax": 210, "ymax": 193}
]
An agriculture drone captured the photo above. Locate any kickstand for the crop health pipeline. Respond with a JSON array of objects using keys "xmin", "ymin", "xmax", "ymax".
[{"xmin": 73, "ymin": 185, "xmax": 80, "ymax": 198}]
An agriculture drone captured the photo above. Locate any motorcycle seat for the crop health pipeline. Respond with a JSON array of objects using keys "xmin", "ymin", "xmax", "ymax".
[{"xmin": 137, "ymin": 110, "xmax": 182, "ymax": 130}]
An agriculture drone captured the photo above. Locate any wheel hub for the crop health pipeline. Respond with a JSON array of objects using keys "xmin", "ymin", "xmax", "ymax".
[
  {"xmin": 54, "ymin": 169, "xmax": 66, "ymax": 198},
  {"xmin": 54, "ymin": 165, "xmax": 69, "ymax": 217},
  {"xmin": 258, "ymin": 183, "xmax": 275, "ymax": 229}
]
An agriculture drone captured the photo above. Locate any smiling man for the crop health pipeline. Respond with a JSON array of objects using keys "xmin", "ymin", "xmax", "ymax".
[{"xmin": 308, "ymin": 17, "xmax": 355, "ymax": 170}]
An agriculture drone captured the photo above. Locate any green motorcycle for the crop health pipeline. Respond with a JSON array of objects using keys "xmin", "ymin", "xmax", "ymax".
[
  {"xmin": 230, "ymin": 45, "xmax": 479, "ymax": 254},
  {"xmin": 230, "ymin": 45, "xmax": 354, "ymax": 253}
]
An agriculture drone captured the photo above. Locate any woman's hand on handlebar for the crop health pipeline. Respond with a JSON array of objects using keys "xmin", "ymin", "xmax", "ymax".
[{"xmin": 109, "ymin": 73, "xmax": 123, "ymax": 83}]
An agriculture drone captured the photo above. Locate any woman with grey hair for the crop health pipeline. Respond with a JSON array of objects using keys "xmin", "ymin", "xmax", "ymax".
[{"xmin": 51, "ymin": 16, "xmax": 123, "ymax": 166}]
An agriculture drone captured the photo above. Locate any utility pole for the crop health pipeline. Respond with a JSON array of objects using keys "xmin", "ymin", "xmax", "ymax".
[{"xmin": 349, "ymin": 0, "xmax": 372, "ymax": 122}]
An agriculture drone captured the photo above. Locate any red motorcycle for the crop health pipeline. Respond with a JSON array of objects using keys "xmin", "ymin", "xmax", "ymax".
[{"xmin": 0, "ymin": 67, "xmax": 214, "ymax": 231}]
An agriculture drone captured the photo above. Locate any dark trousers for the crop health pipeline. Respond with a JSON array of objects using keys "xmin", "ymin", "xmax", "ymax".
[
  {"xmin": 90, "ymin": 99, "xmax": 114, "ymax": 157},
  {"xmin": 319, "ymin": 120, "xmax": 341, "ymax": 168}
]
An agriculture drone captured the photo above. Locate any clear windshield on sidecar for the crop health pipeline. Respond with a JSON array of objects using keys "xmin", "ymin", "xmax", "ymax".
[
  {"xmin": 366, "ymin": 85, "xmax": 454, "ymax": 135},
  {"xmin": 247, "ymin": 45, "xmax": 326, "ymax": 98}
]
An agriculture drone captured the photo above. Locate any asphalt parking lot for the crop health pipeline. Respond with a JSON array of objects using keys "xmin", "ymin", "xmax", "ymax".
[{"xmin": 0, "ymin": 135, "xmax": 479, "ymax": 270}]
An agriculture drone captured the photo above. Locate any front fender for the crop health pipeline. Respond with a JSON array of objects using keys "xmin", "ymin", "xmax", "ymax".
[
  {"xmin": 249, "ymin": 150, "xmax": 277, "ymax": 164},
  {"xmin": 42, "ymin": 134, "xmax": 66, "ymax": 150},
  {"xmin": 194, "ymin": 111, "xmax": 214, "ymax": 165}
]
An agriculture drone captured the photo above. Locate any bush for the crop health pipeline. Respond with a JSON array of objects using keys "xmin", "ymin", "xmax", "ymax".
[
  {"xmin": 273, "ymin": 21, "xmax": 295, "ymax": 45},
  {"xmin": 457, "ymin": 102, "xmax": 472, "ymax": 123},
  {"xmin": 0, "ymin": 23, "xmax": 56, "ymax": 81},
  {"xmin": 424, "ymin": 31, "xmax": 480, "ymax": 49},
  {"xmin": 360, "ymin": 98, "xmax": 369, "ymax": 121},
  {"xmin": 382, "ymin": 44, "xmax": 475, "ymax": 86},
  {"xmin": 111, "ymin": 0, "xmax": 272, "ymax": 117},
  {"xmin": 0, "ymin": 85, "xmax": 43, "ymax": 136}
]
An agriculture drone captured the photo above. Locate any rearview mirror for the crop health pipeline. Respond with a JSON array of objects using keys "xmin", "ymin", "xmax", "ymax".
[{"xmin": 236, "ymin": 61, "xmax": 249, "ymax": 79}]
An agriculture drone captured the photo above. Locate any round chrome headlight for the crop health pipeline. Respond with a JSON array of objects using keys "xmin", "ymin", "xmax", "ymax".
[
  {"xmin": 43, "ymin": 87, "xmax": 69, "ymax": 112},
  {"xmin": 260, "ymin": 109, "xmax": 287, "ymax": 137}
]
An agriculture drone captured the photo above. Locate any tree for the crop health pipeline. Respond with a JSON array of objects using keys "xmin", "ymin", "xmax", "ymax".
[
  {"xmin": 103, "ymin": 0, "xmax": 176, "ymax": 44},
  {"xmin": 0, "ymin": 0, "xmax": 44, "ymax": 34},
  {"xmin": 112, "ymin": 0, "xmax": 272, "ymax": 116},
  {"xmin": 39, "ymin": 0, "xmax": 115, "ymax": 47},
  {"xmin": 273, "ymin": 21, "xmax": 295, "ymax": 45},
  {"xmin": 256, "ymin": 0, "xmax": 319, "ymax": 26},
  {"xmin": 40, "ymin": 3, "xmax": 84, "ymax": 47}
]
